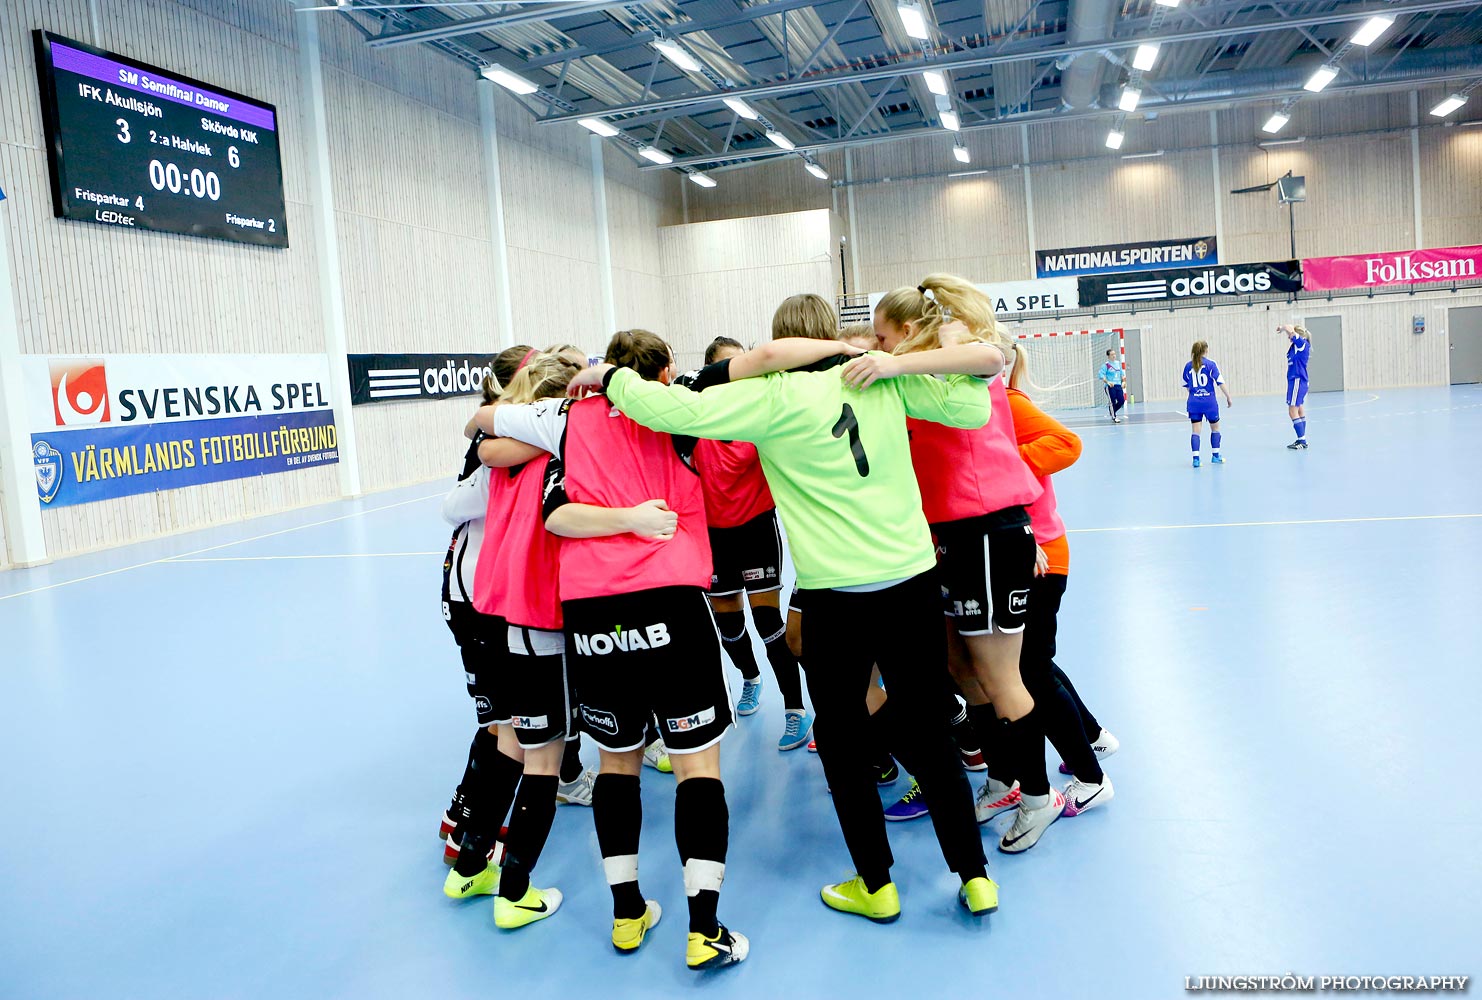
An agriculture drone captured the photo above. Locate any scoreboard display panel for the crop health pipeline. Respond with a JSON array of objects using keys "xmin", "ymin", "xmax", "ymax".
[{"xmin": 33, "ymin": 30, "xmax": 288, "ymax": 248}]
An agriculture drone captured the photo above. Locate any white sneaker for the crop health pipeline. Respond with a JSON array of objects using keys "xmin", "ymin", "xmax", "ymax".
[
  {"xmin": 1061, "ymin": 774, "xmax": 1114, "ymax": 817},
  {"xmin": 998, "ymin": 788, "xmax": 1066, "ymax": 853},
  {"xmin": 974, "ymin": 780, "xmax": 1021, "ymax": 824},
  {"xmin": 556, "ymin": 768, "xmax": 597, "ymax": 806},
  {"xmin": 1091, "ymin": 728, "xmax": 1120, "ymax": 759},
  {"xmin": 642, "ymin": 739, "xmax": 673, "ymax": 774},
  {"xmin": 1058, "ymin": 728, "xmax": 1121, "ymax": 775}
]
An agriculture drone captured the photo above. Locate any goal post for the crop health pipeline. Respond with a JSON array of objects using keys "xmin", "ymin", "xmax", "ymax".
[{"xmin": 1012, "ymin": 328, "xmax": 1125, "ymax": 412}]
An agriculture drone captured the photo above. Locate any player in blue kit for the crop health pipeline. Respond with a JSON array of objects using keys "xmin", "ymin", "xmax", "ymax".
[
  {"xmin": 1099, "ymin": 349, "xmax": 1125, "ymax": 423},
  {"xmin": 1281, "ymin": 324, "xmax": 1311, "ymax": 449},
  {"xmin": 1183, "ymin": 340, "xmax": 1233, "ymax": 468}
]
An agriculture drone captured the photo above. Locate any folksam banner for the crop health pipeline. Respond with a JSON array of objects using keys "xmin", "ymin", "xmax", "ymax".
[
  {"xmin": 24, "ymin": 353, "xmax": 337, "ymax": 508},
  {"xmin": 1301, "ymin": 244, "xmax": 1482, "ymax": 291},
  {"xmin": 1037, "ymin": 236, "xmax": 1218, "ymax": 278}
]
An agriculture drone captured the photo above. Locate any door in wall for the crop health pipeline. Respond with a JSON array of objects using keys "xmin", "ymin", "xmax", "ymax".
[
  {"xmin": 1300, "ymin": 315, "xmax": 1344, "ymax": 392},
  {"xmin": 1120, "ymin": 328, "xmax": 1144, "ymax": 403},
  {"xmin": 1448, "ymin": 306, "xmax": 1482, "ymax": 384}
]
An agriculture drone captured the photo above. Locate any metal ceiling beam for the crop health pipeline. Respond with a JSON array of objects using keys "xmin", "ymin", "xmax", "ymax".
[
  {"xmin": 641, "ymin": 57, "xmax": 1482, "ymax": 167},
  {"xmin": 538, "ymin": 0, "xmax": 1482, "ymax": 123},
  {"xmin": 366, "ymin": 1, "xmax": 637, "ymax": 48},
  {"xmin": 513, "ymin": 0, "xmax": 831, "ymax": 68}
]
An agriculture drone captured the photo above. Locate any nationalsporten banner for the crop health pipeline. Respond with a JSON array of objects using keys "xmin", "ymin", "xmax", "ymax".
[
  {"xmin": 1300, "ymin": 244, "xmax": 1482, "ymax": 291},
  {"xmin": 1036, "ymin": 236, "xmax": 1218, "ymax": 278}
]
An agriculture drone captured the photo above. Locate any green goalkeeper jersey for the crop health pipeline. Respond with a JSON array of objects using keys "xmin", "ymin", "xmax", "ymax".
[{"xmin": 605, "ymin": 362, "xmax": 990, "ymax": 590}]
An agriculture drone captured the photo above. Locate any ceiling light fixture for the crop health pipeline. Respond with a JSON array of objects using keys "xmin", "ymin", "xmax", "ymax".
[
  {"xmin": 1119, "ymin": 87, "xmax": 1142, "ymax": 112},
  {"xmin": 1261, "ymin": 111, "xmax": 1291, "ymax": 134},
  {"xmin": 652, "ymin": 39, "xmax": 702, "ymax": 73},
  {"xmin": 1350, "ymin": 15, "xmax": 1394, "ymax": 47},
  {"xmin": 1105, "ymin": 129, "xmax": 1125, "ymax": 149},
  {"xmin": 1132, "ymin": 43, "xmax": 1160, "ymax": 71},
  {"xmin": 639, "ymin": 146, "xmax": 673, "ymax": 164},
  {"xmin": 1154, "ymin": 0, "xmax": 1180, "ymax": 8},
  {"xmin": 1122, "ymin": 149, "xmax": 1165, "ymax": 160},
  {"xmin": 480, "ymin": 64, "xmax": 537, "ymax": 95},
  {"xmin": 578, "ymin": 117, "xmax": 619, "ymax": 137},
  {"xmin": 688, "ymin": 171, "xmax": 717, "ymax": 188},
  {"xmin": 940, "ymin": 109, "xmax": 960, "ymax": 131},
  {"xmin": 1430, "ymin": 93, "xmax": 1468, "ymax": 117},
  {"xmin": 948, "ymin": 169, "xmax": 988, "ymax": 178},
  {"xmin": 923, "ymin": 70, "xmax": 949, "ymax": 96},
  {"xmin": 897, "ymin": 1, "xmax": 931, "ymax": 39},
  {"xmin": 805, "ymin": 161, "xmax": 829, "ymax": 180},
  {"xmin": 953, "ymin": 144, "xmax": 970, "ymax": 163},
  {"xmin": 1304, "ymin": 65, "xmax": 1338, "ymax": 92},
  {"xmin": 723, "ymin": 96, "xmax": 759, "ymax": 119},
  {"xmin": 766, "ymin": 130, "xmax": 796, "ymax": 150},
  {"xmin": 1258, "ymin": 136, "xmax": 1307, "ymax": 147}
]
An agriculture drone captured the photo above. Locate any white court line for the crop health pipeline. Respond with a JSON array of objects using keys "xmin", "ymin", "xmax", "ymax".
[
  {"xmin": 1303, "ymin": 392, "xmax": 1380, "ymax": 411},
  {"xmin": 1070, "ymin": 512, "xmax": 1482, "ymax": 533},
  {"xmin": 0, "ymin": 492, "xmax": 441, "ymax": 603},
  {"xmin": 170, "ymin": 552, "xmax": 440, "ymax": 563}
]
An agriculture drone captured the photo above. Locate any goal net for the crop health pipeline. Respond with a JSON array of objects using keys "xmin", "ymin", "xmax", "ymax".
[{"xmin": 1012, "ymin": 329, "xmax": 1124, "ymax": 411}]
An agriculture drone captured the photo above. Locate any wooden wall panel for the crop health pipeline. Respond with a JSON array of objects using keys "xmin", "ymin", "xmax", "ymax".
[
  {"xmin": 682, "ymin": 152, "xmax": 838, "ymax": 224},
  {"xmin": 659, "ymin": 210, "xmax": 837, "ymax": 370},
  {"xmin": 1417, "ymin": 91, "xmax": 1482, "ymax": 251}
]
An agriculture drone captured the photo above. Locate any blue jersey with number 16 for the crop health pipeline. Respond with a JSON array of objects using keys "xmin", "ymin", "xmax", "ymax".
[{"xmin": 1183, "ymin": 360, "xmax": 1221, "ymax": 401}]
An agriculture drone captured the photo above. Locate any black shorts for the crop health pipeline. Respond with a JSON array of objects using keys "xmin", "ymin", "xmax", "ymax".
[
  {"xmin": 934, "ymin": 507, "xmax": 1036, "ymax": 636},
  {"xmin": 563, "ymin": 586, "xmax": 735, "ymax": 755},
  {"xmin": 788, "ymin": 586, "xmax": 812, "ymax": 616},
  {"xmin": 444, "ymin": 599, "xmax": 509, "ymax": 726},
  {"xmin": 708, "ymin": 509, "xmax": 784, "ymax": 597},
  {"xmin": 503, "ymin": 626, "xmax": 577, "ymax": 749}
]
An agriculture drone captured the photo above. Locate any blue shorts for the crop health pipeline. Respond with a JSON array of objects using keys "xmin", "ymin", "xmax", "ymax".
[
  {"xmin": 1286, "ymin": 377, "xmax": 1308, "ymax": 407},
  {"xmin": 1187, "ymin": 401, "xmax": 1220, "ymax": 424}
]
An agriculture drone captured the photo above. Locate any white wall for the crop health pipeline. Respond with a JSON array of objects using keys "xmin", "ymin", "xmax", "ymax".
[
  {"xmin": 0, "ymin": 0, "xmax": 341, "ymax": 561},
  {"xmin": 660, "ymin": 209, "xmax": 841, "ymax": 371},
  {"xmin": 0, "ymin": 0, "xmax": 680, "ymax": 563}
]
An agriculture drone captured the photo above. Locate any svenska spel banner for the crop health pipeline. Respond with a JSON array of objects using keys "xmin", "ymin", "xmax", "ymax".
[
  {"xmin": 1301, "ymin": 245, "xmax": 1482, "ymax": 291},
  {"xmin": 25, "ymin": 353, "xmax": 338, "ymax": 508}
]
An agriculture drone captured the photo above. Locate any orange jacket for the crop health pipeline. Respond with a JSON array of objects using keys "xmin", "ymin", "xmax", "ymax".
[{"xmin": 1006, "ymin": 388, "xmax": 1082, "ymax": 576}]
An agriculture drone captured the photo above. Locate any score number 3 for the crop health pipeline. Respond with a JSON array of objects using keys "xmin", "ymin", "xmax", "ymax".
[{"xmin": 831, "ymin": 403, "xmax": 870, "ymax": 477}]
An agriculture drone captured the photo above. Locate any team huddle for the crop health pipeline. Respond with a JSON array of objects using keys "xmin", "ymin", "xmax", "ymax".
[{"xmin": 431, "ymin": 274, "xmax": 1136, "ymax": 971}]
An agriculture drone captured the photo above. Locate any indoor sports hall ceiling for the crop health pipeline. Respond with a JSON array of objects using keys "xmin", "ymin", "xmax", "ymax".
[{"xmin": 332, "ymin": 0, "xmax": 1482, "ymax": 176}]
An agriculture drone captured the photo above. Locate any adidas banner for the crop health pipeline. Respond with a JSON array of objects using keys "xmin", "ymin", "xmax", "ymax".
[
  {"xmin": 1077, "ymin": 260, "xmax": 1302, "ymax": 306},
  {"xmin": 347, "ymin": 354, "xmax": 495, "ymax": 406}
]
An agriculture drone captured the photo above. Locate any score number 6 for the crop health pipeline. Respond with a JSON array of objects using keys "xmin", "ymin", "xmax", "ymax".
[{"xmin": 228, "ymin": 146, "xmax": 240, "ymax": 168}]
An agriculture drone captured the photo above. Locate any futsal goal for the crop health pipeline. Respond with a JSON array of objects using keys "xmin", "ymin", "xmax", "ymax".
[{"xmin": 1012, "ymin": 328, "xmax": 1125, "ymax": 412}]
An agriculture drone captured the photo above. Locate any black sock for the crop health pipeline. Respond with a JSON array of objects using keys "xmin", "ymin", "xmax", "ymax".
[
  {"xmin": 498, "ymin": 774, "xmax": 559, "ymax": 901},
  {"xmin": 1002, "ymin": 707, "xmax": 1050, "ymax": 798},
  {"xmin": 969, "ymin": 703, "xmax": 1012, "ymax": 786},
  {"xmin": 866, "ymin": 702, "xmax": 898, "ymax": 777},
  {"xmin": 1051, "ymin": 662, "xmax": 1101, "ymax": 741},
  {"xmin": 714, "ymin": 610, "xmax": 761, "ymax": 681},
  {"xmin": 675, "ymin": 777, "xmax": 728, "ymax": 936},
  {"xmin": 1036, "ymin": 674, "xmax": 1103, "ymax": 783},
  {"xmin": 559, "ymin": 737, "xmax": 584, "ymax": 784},
  {"xmin": 753, "ymin": 604, "xmax": 804, "ymax": 709},
  {"xmin": 454, "ymin": 729, "xmax": 524, "ymax": 876},
  {"xmin": 449, "ymin": 731, "xmax": 478, "ymax": 811},
  {"xmin": 594, "ymin": 773, "xmax": 646, "ymax": 919}
]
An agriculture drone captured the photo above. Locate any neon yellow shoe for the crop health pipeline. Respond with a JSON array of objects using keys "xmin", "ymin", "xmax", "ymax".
[
  {"xmin": 686, "ymin": 924, "xmax": 749, "ymax": 970},
  {"xmin": 612, "ymin": 900, "xmax": 662, "ymax": 953},
  {"xmin": 643, "ymin": 740, "xmax": 673, "ymax": 774},
  {"xmin": 820, "ymin": 876, "xmax": 901, "ymax": 923},
  {"xmin": 443, "ymin": 863, "xmax": 500, "ymax": 900},
  {"xmin": 494, "ymin": 885, "xmax": 562, "ymax": 929},
  {"xmin": 958, "ymin": 875, "xmax": 999, "ymax": 916}
]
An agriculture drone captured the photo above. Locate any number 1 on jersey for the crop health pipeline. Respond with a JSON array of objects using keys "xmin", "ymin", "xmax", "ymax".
[{"xmin": 832, "ymin": 403, "xmax": 870, "ymax": 476}]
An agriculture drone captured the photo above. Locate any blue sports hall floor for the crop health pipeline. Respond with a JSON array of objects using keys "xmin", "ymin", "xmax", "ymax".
[{"xmin": 3, "ymin": 386, "xmax": 1480, "ymax": 999}]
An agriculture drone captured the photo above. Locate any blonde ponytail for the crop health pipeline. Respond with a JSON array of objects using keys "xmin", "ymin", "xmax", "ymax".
[
  {"xmin": 876, "ymin": 273, "xmax": 1010, "ymax": 356},
  {"xmin": 499, "ymin": 352, "xmax": 583, "ymax": 405}
]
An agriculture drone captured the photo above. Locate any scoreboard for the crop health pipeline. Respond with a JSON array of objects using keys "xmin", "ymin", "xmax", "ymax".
[{"xmin": 33, "ymin": 30, "xmax": 288, "ymax": 248}]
